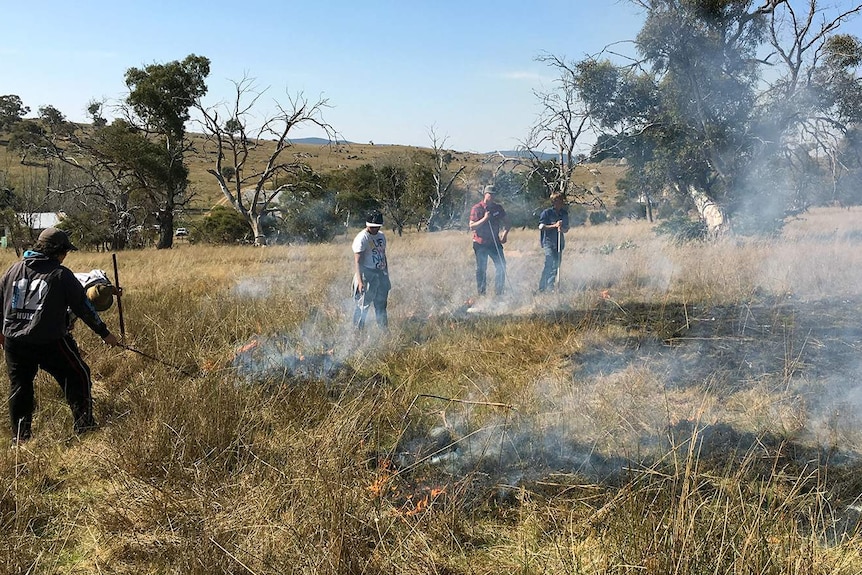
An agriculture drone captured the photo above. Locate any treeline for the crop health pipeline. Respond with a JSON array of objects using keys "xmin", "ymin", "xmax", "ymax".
[
  {"xmin": 0, "ymin": 85, "xmax": 614, "ymax": 250},
  {"xmin": 5, "ymin": 0, "xmax": 862, "ymax": 249}
]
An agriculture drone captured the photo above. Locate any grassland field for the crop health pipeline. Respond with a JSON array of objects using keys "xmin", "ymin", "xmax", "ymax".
[{"xmin": 0, "ymin": 206, "xmax": 861, "ymax": 573}]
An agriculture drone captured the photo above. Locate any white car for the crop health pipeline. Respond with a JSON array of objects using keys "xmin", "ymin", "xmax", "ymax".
[{"xmin": 175, "ymin": 227, "xmax": 189, "ymax": 237}]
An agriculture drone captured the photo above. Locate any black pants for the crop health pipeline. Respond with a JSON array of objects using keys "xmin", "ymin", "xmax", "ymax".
[
  {"xmin": 6, "ymin": 335, "xmax": 95, "ymax": 439},
  {"xmin": 473, "ymin": 242, "xmax": 506, "ymax": 295}
]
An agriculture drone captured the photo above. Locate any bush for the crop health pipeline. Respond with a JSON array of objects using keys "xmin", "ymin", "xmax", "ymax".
[
  {"xmin": 569, "ymin": 205, "xmax": 588, "ymax": 227},
  {"xmin": 654, "ymin": 215, "xmax": 707, "ymax": 243},
  {"xmin": 588, "ymin": 210, "xmax": 609, "ymax": 225},
  {"xmin": 197, "ymin": 205, "xmax": 252, "ymax": 244}
]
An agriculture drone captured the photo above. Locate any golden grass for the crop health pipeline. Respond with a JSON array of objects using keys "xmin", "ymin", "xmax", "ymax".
[
  {"xmin": 2, "ymin": 135, "xmax": 627, "ymax": 210},
  {"xmin": 1, "ymin": 209, "xmax": 861, "ymax": 573}
]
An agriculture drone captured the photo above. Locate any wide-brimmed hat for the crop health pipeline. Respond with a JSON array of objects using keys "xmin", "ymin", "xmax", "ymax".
[
  {"xmin": 38, "ymin": 227, "xmax": 78, "ymax": 251},
  {"xmin": 86, "ymin": 284, "xmax": 114, "ymax": 312}
]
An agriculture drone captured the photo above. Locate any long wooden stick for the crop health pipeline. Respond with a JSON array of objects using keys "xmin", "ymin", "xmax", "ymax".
[{"xmin": 111, "ymin": 253, "xmax": 126, "ymax": 344}]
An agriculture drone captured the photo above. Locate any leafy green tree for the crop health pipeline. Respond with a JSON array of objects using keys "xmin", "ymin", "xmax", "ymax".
[
  {"xmin": 7, "ymin": 120, "xmax": 45, "ymax": 164},
  {"xmin": 276, "ymin": 171, "xmax": 342, "ymax": 243},
  {"xmin": 56, "ymin": 211, "xmax": 114, "ymax": 250},
  {"xmin": 7, "ymin": 106, "xmax": 74, "ymax": 165},
  {"xmin": 87, "ymin": 100, "xmax": 108, "ymax": 128},
  {"xmin": 124, "ymin": 54, "xmax": 210, "ymax": 248},
  {"xmin": 39, "ymin": 118, "xmax": 169, "ymax": 250},
  {"xmin": 0, "ymin": 95, "xmax": 29, "ymax": 131},
  {"xmin": 197, "ymin": 205, "xmax": 252, "ymax": 244},
  {"xmin": 581, "ymin": 0, "xmax": 862, "ymax": 234},
  {"xmin": 38, "ymin": 105, "xmax": 74, "ymax": 136},
  {"xmin": 329, "ymin": 164, "xmax": 380, "ymax": 227},
  {"xmin": 333, "ymin": 156, "xmax": 431, "ymax": 236}
]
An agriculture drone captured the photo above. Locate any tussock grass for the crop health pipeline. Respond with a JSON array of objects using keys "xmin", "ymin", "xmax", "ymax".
[{"xmin": 2, "ymin": 209, "xmax": 862, "ymax": 573}]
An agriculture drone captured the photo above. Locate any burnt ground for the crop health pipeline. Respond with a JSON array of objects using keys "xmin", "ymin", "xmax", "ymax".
[
  {"xmin": 570, "ymin": 296, "xmax": 862, "ymax": 393},
  {"xmin": 389, "ymin": 296, "xmax": 862, "ymax": 519}
]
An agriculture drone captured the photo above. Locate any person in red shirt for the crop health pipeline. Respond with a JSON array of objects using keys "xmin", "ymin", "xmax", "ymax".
[{"xmin": 469, "ymin": 185, "xmax": 509, "ymax": 296}]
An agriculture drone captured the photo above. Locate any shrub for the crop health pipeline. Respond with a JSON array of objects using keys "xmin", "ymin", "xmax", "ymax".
[
  {"xmin": 654, "ymin": 215, "xmax": 707, "ymax": 243},
  {"xmin": 588, "ymin": 210, "xmax": 609, "ymax": 225},
  {"xmin": 197, "ymin": 205, "xmax": 252, "ymax": 244}
]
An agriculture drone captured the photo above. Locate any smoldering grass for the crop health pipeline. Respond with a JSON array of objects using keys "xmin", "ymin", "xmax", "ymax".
[{"xmin": 2, "ymin": 209, "xmax": 862, "ymax": 573}]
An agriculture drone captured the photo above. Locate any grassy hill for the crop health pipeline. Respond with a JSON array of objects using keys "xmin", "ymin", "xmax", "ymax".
[
  {"xmin": 187, "ymin": 137, "xmax": 626, "ymax": 209},
  {"xmin": 1, "ymin": 132, "xmax": 627, "ymax": 212}
]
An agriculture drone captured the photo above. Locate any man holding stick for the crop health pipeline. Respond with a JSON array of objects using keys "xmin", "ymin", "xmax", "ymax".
[
  {"xmin": 537, "ymin": 193, "xmax": 569, "ymax": 292},
  {"xmin": 0, "ymin": 228, "xmax": 120, "ymax": 445},
  {"xmin": 469, "ymin": 184, "xmax": 509, "ymax": 296}
]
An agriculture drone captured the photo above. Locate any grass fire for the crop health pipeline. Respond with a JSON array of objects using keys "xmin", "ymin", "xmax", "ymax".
[{"xmin": 1, "ymin": 208, "xmax": 862, "ymax": 573}]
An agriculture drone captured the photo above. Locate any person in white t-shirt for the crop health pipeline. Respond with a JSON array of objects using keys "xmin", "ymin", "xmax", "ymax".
[{"xmin": 352, "ymin": 211, "xmax": 390, "ymax": 330}]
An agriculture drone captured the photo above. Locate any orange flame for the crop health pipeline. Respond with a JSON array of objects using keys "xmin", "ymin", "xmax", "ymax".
[
  {"xmin": 399, "ymin": 486, "xmax": 446, "ymax": 516},
  {"xmin": 367, "ymin": 460, "xmax": 395, "ymax": 498},
  {"xmin": 601, "ymin": 289, "xmax": 611, "ymax": 300},
  {"xmin": 236, "ymin": 339, "xmax": 260, "ymax": 354}
]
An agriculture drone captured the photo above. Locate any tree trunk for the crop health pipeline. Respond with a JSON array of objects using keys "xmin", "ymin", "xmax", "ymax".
[
  {"xmin": 678, "ymin": 183, "xmax": 728, "ymax": 235},
  {"xmin": 156, "ymin": 207, "xmax": 174, "ymax": 249},
  {"xmin": 252, "ymin": 215, "xmax": 267, "ymax": 246}
]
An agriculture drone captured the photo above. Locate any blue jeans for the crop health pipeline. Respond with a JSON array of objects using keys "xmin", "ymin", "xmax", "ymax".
[
  {"xmin": 353, "ymin": 268, "xmax": 391, "ymax": 329},
  {"xmin": 538, "ymin": 245, "xmax": 562, "ymax": 292},
  {"xmin": 473, "ymin": 242, "xmax": 506, "ymax": 295}
]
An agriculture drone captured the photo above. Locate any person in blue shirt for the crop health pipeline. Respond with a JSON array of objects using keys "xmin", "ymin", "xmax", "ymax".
[{"xmin": 537, "ymin": 193, "xmax": 570, "ymax": 292}]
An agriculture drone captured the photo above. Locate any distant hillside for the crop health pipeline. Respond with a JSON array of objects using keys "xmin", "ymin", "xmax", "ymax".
[
  {"xmin": 291, "ymin": 137, "xmax": 353, "ymax": 145},
  {"xmin": 489, "ymin": 149, "xmax": 558, "ymax": 162},
  {"xmin": 0, "ymin": 131, "xmax": 625, "ymax": 211}
]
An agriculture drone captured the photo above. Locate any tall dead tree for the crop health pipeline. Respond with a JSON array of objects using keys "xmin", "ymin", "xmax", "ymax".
[
  {"xmin": 198, "ymin": 77, "xmax": 336, "ymax": 245},
  {"xmin": 426, "ymin": 126, "xmax": 465, "ymax": 230},
  {"xmin": 522, "ymin": 53, "xmax": 600, "ymax": 205}
]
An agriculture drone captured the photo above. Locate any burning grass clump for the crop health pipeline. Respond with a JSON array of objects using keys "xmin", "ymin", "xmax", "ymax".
[{"xmin": 232, "ymin": 333, "xmax": 351, "ymax": 385}]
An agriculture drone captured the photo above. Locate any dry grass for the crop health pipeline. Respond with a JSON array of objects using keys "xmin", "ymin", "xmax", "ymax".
[
  {"xmin": 1, "ymin": 208, "xmax": 862, "ymax": 573},
  {"xmin": 1, "ymin": 135, "xmax": 627, "ymax": 210}
]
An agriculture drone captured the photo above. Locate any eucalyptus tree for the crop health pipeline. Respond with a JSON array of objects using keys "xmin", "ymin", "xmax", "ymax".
[
  {"xmin": 7, "ymin": 120, "xmax": 45, "ymax": 165},
  {"xmin": 0, "ymin": 94, "xmax": 29, "ymax": 131},
  {"xmin": 7, "ymin": 105, "xmax": 75, "ymax": 165},
  {"xmin": 369, "ymin": 160, "xmax": 421, "ymax": 236},
  {"xmin": 43, "ymin": 118, "xmax": 173, "ymax": 250},
  {"xmin": 579, "ymin": 0, "xmax": 862, "ymax": 234},
  {"xmin": 197, "ymin": 76, "xmax": 335, "ymax": 245},
  {"xmin": 124, "ymin": 54, "xmax": 210, "ymax": 248}
]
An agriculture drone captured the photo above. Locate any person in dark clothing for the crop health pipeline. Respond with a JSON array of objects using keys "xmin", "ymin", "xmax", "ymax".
[
  {"xmin": 0, "ymin": 228, "xmax": 120, "ymax": 444},
  {"xmin": 469, "ymin": 185, "xmax": 509, "ymax": 296},
  {"xmin": 537, "ymin": 193, "xmax": 570, "ymax": 292}
]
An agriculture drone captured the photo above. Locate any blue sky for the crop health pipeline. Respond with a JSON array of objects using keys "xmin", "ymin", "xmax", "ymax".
[
  {"xmin": 1, "ymin": 0, "xmax": 648, "ymax": 152},
  {"xmin": 3, "ymin": 1, "xmax": 860, "ymax": 153}
]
